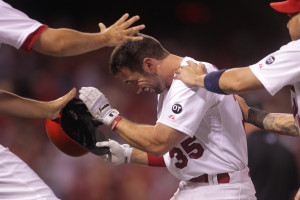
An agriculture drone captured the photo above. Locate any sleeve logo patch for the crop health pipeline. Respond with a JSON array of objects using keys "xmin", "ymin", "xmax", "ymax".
[
  {"xmin": 172, "ymin": 104, "xmax": 182, "ymax": 114},
  {"xmin": 266, "ymin": 56, "xmax": 275, "ymax": 65}
]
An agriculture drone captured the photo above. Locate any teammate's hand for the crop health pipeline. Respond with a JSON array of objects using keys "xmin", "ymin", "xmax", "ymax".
[
  {"xmin": 79, "ymin": 87, "xmax": 119, "ymax": 126},
  {"xmin": 97, "ymin": 140, "xmax": 133, "ymax": 165},
  {"xmin": 46, "ymin": 88, "xmax": 76, "ymax": 120},
  {"xmin": 234, "ymin": 95, "xmax": 250, "ymax": 121},
  {"xmin": 174, "ymin": 61, "xmax": 207, "ymax": 86},
  {"xmin": 99, "ymin": 13, "xmax": 145, "ymax": 47},
  {"xmin": 294, "ymin": 188, "xmax": 300, "ymax": 200}
]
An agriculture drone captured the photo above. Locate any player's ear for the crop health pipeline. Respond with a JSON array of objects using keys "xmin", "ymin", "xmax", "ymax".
[{"xmin": 142, "ymin": 58, "xmax": 156, "ymax": 73}]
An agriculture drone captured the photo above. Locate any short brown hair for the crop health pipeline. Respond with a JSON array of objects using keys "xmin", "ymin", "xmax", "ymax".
[{"xmin": 109, "ymin": 33, "xmax": 170, "ymax": 76}]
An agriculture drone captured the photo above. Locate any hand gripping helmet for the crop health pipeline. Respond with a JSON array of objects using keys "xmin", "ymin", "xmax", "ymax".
[{"xmin": 45, "ymin": 98, "xmax": 109, "ymax": 157}]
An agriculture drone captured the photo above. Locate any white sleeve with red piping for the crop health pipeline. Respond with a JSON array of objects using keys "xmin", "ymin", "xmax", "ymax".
[{"xmin": 0, "ymin": 1, "xmax": 47, "ymax": 51}]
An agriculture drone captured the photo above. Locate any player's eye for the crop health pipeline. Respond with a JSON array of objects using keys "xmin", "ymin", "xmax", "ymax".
[{"xmin": 126, "ymin": 80, "xmax": 137, "ymax": 84}]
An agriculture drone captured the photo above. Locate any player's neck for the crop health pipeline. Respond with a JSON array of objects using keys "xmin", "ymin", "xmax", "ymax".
[{"xmin": 159, "ymin": 54, "xmax": 183, "ymax": 87}]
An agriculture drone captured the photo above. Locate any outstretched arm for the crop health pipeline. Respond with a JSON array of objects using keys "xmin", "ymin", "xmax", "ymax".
[
  {"xmin": 97, "ymin": 140, "xmax": 165, "ymax": 167},
  {"xmin": 79, "ymin": 87, "xmax": 186, "ymax": 156},
  {"xmin": 0, "ymin": 88, "xmax": 76, "ymax": 119},
  {"xmin": 235, "ymin": 95, "xmax": 299, "ymax": 136},
  {"xmin": 174, "ymin": 61, "xmax": 264, "ymax": 94},
  {"xmin": 32, "ymin": 13, "xmax": 145, "ymax": 57}
]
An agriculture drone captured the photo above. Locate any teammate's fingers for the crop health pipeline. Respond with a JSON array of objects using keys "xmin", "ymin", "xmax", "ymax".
[
  {"xmin": 121, "ymin": 15, "xmax": 141, "ymax": 29},
  {"xmin": 114, "ymin": 13, "xmax": 130, "ymax": 26},
  {"xmin": 187, "ymin": 60, "xmax": 195, "ymax": 65},
  {"xmin": 174, "ymin": 67, "xmax": 182, "ymax": 74},
  {"xmin": 124, "ymin": 25, "xmax": 146, "ymax": 35},
  {"xmin": 125, "ymin": 35, "xmax": 144, "ymax": 42}
]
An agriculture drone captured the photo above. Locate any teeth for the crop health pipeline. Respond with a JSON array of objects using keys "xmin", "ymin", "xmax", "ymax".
[{"xmin": 137, "ymin": 87, "xmax": 153, "ymax": 94}]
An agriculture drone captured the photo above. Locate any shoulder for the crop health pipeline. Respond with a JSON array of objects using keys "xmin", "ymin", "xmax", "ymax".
[
  {"xmin": 279, "ymin": 40, "xmax": 300, "ymax": 51},
  {"xmin": 181, "ymin": 56, "xmax": 218, "ymax": 73}
]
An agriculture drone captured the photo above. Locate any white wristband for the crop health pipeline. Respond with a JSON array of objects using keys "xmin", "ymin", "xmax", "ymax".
[{"xmin": 122, "ymin": 144, "xmax": 133, "ymax": 163}]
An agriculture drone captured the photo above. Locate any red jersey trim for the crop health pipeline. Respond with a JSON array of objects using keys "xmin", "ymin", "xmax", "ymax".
[
  {"xmin": 147, "ymin": 153, "xmax": 166, "ymax": 167},
  {"xmin": 21, "ymin": 24, "xmax": 48, "ymax": 53}
]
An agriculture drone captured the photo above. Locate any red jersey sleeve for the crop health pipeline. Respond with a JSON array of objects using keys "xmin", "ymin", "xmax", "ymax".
[{"xmin": 20, "ymin": 24, "xmax": 48, "ymax": 53}]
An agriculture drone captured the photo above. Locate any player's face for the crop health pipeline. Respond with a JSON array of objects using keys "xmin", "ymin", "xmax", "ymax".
[
  {"xmin": 117, "ymin": 67, "xmax": 164, "ymax": 94},
  {"xmin": 287, "ymin": 12, "xmax": 300, "ymax": 40}
]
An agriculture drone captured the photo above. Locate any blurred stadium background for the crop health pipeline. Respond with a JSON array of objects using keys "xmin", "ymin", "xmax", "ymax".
[{"xmin": 0, "ymin": 0, "xmax": 298, "ymax": 199}]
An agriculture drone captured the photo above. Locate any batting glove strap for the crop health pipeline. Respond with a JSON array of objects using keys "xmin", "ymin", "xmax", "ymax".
[
  {"xmin": 122, "ymin": 144, "xmax": 133, "ymax": 163},
  {"xmin": 95, "ymin": 108, "xmax": 119, "ymax": 127}
]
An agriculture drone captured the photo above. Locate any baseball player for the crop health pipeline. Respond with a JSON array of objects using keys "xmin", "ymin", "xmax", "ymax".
[
  {"xmin": 173, "ymin": 0, "xmax": 300, "ymax": 198},
  {"xmin": 0, "ymin": 0, "xmax": 145, "ymax": 56},
  {"xmin": 79, "ymin": 33, "xmax": 257, "ymax": 200},
  {"xmin": 0, "ymin": 88, "xmax": 75, "ymax": 199},
  {"xmin": 174, "ymin": 0, "xmax": 300, "ymax": 137},
  {"xmin": 0, "ymin": 0, "xmax": 144, "ymax": 199}
]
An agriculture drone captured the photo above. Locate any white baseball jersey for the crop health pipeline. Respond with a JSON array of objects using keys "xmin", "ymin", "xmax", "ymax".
[
  {"xmin": 0, "ymin": 0, "xmax": 45, "ymax": 49},
  {"xmin": 249, "ymin": 39, "xmax": 300, "ymax": 131},
  {"xmin": 157, "ymin": 57, "xmax": 248, "ymax": 181},
  {"xmin": 0, "ymin": 145, "xmax": 59, "ymax": 199},
  {"xmin": 0, "ymin": 1, "xmax": 56, "ymax": 198}
]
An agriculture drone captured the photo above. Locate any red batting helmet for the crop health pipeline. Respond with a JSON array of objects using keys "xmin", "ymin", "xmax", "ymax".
[
  {"xmin": 45, "ymin": 98, "xmax": 109, "ymax": 157},
  {"xmin": 270, "ymin": 0, "xmax": 300, "ymax": 13},
  {"xmin": 45, "ymin": 114, "xmax": 88, "ymax": 157}
]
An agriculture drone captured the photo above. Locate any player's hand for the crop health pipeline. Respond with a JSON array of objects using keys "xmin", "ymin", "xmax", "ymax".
[
  {"xmin": 294, "ymin": 188, "xmax": 300, "ymax": 200},
  {"xmin": 97, "ymin": 140, "xmax": 133, "ymax": 165},
  {"xmin": 79, "ymin": 87, "xmax": 119, "ymax": 126},
  {"xmin": 99, "ymin": 13, "xmax": 145, "ymax": 47},
  {"xmin": 174, "ymin": 61, "xmax": 207, "ymax": 86},
  {"xmin": 234, "ymin": 95, "xmax": 250, "ymax": 121},
  {"xmin": 46, "ymin": 88, "xmax": 76, "ymax": 120}
]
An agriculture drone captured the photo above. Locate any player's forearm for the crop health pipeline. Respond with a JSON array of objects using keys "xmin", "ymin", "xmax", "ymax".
[
  {"xmin": 247, "ymin": 108, "xmax": 299, "ymax": 136},
  {"xmin": 32, "ymin": 28, "xmax": 110, "ymax": 57},
  {"xmin": 0, "ymin": 88, "xmax": 75, "ymax": 119},
  {"xmin": 218, "ymin": 67, "xmax": 264, "ymax": 94},
  {"xmin": 114, "ymin": 118, "xmax": 183, "ymax": 157},
  {"xmin": 0, "ymin": 90, "xmax": 50, "ymax": 118},
  {"xmin": 130, "ymin": 148, "xmax": 149, "ymax": 165},
  {"xmin": 114, "ymin": 118, "xmax": 166, "ymax": 156}
]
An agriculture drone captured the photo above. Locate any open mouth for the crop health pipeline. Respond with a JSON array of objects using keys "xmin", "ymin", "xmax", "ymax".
[{"xmin": 137, "ymin": 87, "xmax": 156, "ymax": 94}]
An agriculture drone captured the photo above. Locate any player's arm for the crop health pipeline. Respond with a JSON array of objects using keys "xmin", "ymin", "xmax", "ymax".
[
  {"xmin": 0, "ymin": 88, "xmax": 75, "ymax": 119},
  {"xmin": 235, "ymin": 95, "xmax": 299, "ymax": 136},
  {"xmin": 114, "ymin": 119, "xmax": 185, "ymax": 156},
  {"xmin": 32, "ymin": 14, "xmax": 145, "ymax": 57},
  {"xmin": 79, "ymin": 87, "xmax": 186, "ymax": 156},
  {"xmin": 174, "ymin": 61, "xmax": 264, "ymax": 94},
  {"xmin": 96, "ymin": 140, "xmax": 166, "ymax": 166}
]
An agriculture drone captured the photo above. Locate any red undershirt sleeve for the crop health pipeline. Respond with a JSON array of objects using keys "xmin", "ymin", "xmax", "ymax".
[
  {"xmin": 147, "ymin": 153, "xmax": 166, "ymax": 167},
  {"xmin": 20, "ymin": 24, "xmax": 48, "ymax": 53}
]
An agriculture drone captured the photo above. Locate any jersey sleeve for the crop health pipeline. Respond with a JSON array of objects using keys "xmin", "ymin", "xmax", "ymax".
[
  {"xmin": 249, "ymin": 40, "xmax": 300, "ymax": 96},
  {"xmin": 0, "ymin": 1, "xmax": 46, "ymax": 50},
  {"xmin": 157, "ymin": 77, "xmax": 219, "ymax": 138}
]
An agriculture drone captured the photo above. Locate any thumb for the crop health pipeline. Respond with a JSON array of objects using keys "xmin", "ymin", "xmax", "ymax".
[
  {"xmin": 48, "ymin": 88, "xmax": 76, "ymax": 120},
  {"xmin": 99, "ymin": 23, "xmax": 106, "ymax": 32},
  {"xmin": 55, "ymin": 88, "xmax": 76, "ymax": 110}
]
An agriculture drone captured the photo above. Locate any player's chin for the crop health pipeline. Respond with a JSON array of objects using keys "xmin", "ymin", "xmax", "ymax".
[{"xmin": 154, "ymin": 88, "xmax": 163, "ymax": 94}]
